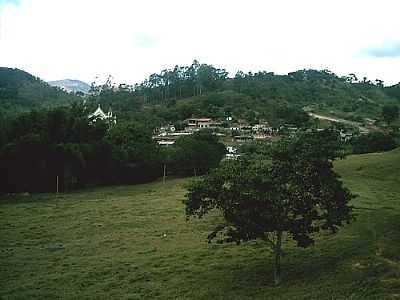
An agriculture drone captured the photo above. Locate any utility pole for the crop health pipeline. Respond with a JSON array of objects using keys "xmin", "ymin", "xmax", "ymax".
[
  {"xmin": 163, "ymin": 163, "xmax": 167, "ymax": 184},
  {"xmin": 56, "ymin": 175, "xmax": 59, "ymax": 194}
]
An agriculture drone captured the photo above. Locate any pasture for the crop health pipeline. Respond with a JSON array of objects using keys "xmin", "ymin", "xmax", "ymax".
[{"xmin": 1, "ymin": 149, "xmax": 400, "ymax": 299}]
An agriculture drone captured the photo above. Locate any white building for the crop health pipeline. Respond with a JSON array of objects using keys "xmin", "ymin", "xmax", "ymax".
[
  {"xmin": 88, "ymin": 105, "xmax": 117, "ymax": 125},
  {"xmin": 187, "ymin": 118, "xmax": 212, "ymax": 129}
]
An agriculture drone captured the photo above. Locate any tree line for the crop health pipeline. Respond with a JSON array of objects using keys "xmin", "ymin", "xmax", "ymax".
[
  {"xmin": 84, "ymin": 63, "xmax": 400, "ymax": 131},
  {"xmin": 2, "ymin": 63, "xmax": 399, "ymax": 131},
  {"xmin": 0, "ymin": 104, "xmax": 225, "ymax": 194},
  {"xmin": 134, "ymin": 60, "xmax": 228, "ymax": 103}
]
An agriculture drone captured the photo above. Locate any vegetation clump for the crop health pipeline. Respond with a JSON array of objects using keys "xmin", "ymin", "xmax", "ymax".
[{"xmin": 185, "ymin": 130, "xmax": 355, "ymax": 285}]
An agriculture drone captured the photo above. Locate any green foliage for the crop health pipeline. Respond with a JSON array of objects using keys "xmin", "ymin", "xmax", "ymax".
[
  {"xmin": 385, "ymin": 83, "xmax": 400, "ymax": 100},
  {"xmin": 351, "ymin": 131, "xmax": 398, "ymax": 154},
  {"xmin": 238, "ymin": 142, "xmax": 272, "ymax": 156},
  {"xmin": 0, "ymin": 105, "xmax": 228, "ymax": 193},
  {"xmin": 171, "ymin": 130, "xmax": 226, "ymax": 176},
  {"xmin": 275, "ymin": 105, "xmax": 310, "ymax": 127},
  {"xmin": 2, "ymin": 63, "xmax": 400, "ymax": 194},
  {"xmin": 382, "ymin": 104, "xmax": 399, "ymax": 124},
  {"xmin": 3, "ymin": 64, "xmax": 400, "ymax": 130},
  {"xmin": 0, "ymin": 105, "xmax": 162, "ymax": 193},
  {"xmin": 134, "ymin": 66, "xmax": 399, "ymax": 127},
  {"xmin": 134, "ymin": 60, "xmax": 228, "ymax": 103},
  {"xmin": 0, "ymin": 67, "xmax": 80, "ymax": 117},
  {"xmin": 105, "ymin": 121, "xmax": 162, "ymax": 183},
  {"xmin": 185, "ymin": 130, "xmax": 354, "ymax": 284},
  {"xmin": 105, "ymin": 122, "xmax": 157, "ymax": 163}
]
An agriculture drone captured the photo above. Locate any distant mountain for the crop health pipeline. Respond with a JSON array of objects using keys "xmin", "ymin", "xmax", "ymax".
[
  {"xmin": 48, "ymin": 79, "xmax": 91, "ymax": 94},
  {"xmin": 0, "ymin": 67, "xmax": 79, "ymax": 117}
]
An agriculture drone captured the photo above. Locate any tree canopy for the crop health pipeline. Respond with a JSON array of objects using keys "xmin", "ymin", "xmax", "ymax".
[
  {"xmin": 382, "ymin": 104, "xmax": 399, "ymax": 124},
  {"xmin": 171, "ymin": 130, "xmax": 226, "ymax": 176},
  {"xmin": 3, "ymin": 63, "xmax": 400, "ymax": 128},
  {"xmin": 0, "ymin": 106, "xmax": 228, "ymax": 193},
  {"xmin": 351, "ymin": 131, "xmax": 397, "ymax": 154},
  {"xmin": 185, "ymin": 130, "xmax": 354, "ymax": 285}
]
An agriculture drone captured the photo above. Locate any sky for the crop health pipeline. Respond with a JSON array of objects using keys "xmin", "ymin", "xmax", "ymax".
[{"xmin": 0, "ymin": 0, "xmax": 399, "ymax": 86}]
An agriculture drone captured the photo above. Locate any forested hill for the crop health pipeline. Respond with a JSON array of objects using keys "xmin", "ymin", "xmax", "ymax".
[
  {"xmin": 0, "ymin": 67, "xmax": 79, "ymax": 117},
  {"xmin": 1, "ymin": 62, "xmax": 399, "ymax": 127},
  {"xmin": 84, "ymin": 61, "xmax": 400, "ymax": 127},
  {"xmin": 385, "ymin": 83, "xmax": 400, "ymax": 101}
]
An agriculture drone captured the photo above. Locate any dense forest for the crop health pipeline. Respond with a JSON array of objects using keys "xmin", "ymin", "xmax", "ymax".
[{"xmin": 0, "ymin": 104, "xmax": 226, "ymax": 193}]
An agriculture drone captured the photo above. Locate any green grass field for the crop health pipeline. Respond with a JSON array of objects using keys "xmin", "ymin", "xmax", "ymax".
[{"xmin": 1, "ymin": 149, "xmax": 400, "ymax": 299}]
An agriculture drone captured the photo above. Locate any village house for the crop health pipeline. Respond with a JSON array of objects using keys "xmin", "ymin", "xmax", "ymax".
[
  {"xmin": 339, "ymin": 131, "xmax": 354, "ymax": 142},
  {"xmin": 155, "ymin": 124, "xmax": 176, "ymax": 135},
  {"xmin": 187, "ymin": 118, "xmax": 213, "ymax": 129},
  {"xmin": 252, "ymin": 123, "xmax": 275, "ymax": 135},
  {"xmin": 225, "ymin": 146, "xmax": 240, "ymax": 160},
  {"xmin": 253, "ymin": 133, "xmax": 268, "ymax": 140},
  {"xmin": 234, "ymin": 135, "xmax": 254, "ymax": 143},
  {"xmin": 153, "ymin": 131, "xmax": 193, "ymax": 146},
  {"xmin": 157, "ymin": 140, "xmax": 176, "ymax": 146}
]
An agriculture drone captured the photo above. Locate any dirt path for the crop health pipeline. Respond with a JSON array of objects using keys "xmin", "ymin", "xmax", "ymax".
[{"xmin": 308, "ymin": 112, "xmax": 370, "ymax": 133}]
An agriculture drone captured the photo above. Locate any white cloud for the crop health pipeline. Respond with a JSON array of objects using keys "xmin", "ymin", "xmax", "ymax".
[{"xmin": 0, "ymin": 0, "xmax": 399, "ymax": 85}]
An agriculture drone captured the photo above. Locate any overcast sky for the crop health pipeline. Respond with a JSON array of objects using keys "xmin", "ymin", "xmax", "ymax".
[{"xmin": 0, "ymin": 0, "xmax": 399, "ymax": 86}]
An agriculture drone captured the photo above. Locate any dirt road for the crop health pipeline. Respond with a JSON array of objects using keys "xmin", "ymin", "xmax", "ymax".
[{"xmin": 308, "ymin": 112, "xmax": 369, "ymax": 133}]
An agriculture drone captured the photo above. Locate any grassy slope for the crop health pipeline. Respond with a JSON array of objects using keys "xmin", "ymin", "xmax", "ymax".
[{"xmin": 1, "ymin": 149, "xmax": 400, "ymax": 299}]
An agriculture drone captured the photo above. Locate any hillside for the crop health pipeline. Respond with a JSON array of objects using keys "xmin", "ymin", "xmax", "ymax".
[
  {"xmin": 48, "ymin": 79, "xmax": 90, "ymax": 94},
  {"xmin": 1, "ymin": 64, "xmax": 399, "ymax": 128},
  {"xmin": 0, "ymin": 68, "xmax": 80, "ymax": 117},
  {"xmin": 1, "ymin": 148, "xmax": 399, "ymax": 299},
  {"xmin": 386, "ymin": 83, "xmax": 400, "ymax": 101},
  {"xmin": 86, "ymin": 63, "xmax": 400, "ymax": 127}
]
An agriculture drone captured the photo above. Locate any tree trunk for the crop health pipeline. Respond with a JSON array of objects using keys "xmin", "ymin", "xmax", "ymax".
[{"xmin": 273, "ymin": 231, "xmax": 283, "ymax": 286}]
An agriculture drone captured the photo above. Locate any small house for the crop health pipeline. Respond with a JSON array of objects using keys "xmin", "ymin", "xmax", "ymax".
[{"xmin": 187, "ymin": 118, "xmax": 213, "ymax": 129}]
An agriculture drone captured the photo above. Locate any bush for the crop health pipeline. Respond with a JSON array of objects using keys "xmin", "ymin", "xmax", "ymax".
[
  {"xmin": 351, "ymin": 132, "xmax": 397, "ymax": 154},
  {"xmin": 171, "ymin": 130, "xmax": 226, "ymax": 176}
]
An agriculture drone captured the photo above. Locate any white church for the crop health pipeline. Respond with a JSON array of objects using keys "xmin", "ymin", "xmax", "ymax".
[{"xmin": 88, "ymin": 105, "xmax": 117, "ymax": 125}]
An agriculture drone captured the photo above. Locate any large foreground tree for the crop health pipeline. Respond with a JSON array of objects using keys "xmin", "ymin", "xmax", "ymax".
[{"xmin": 185, "ymin": 130, "xmax": 354, "ymax": 285}]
